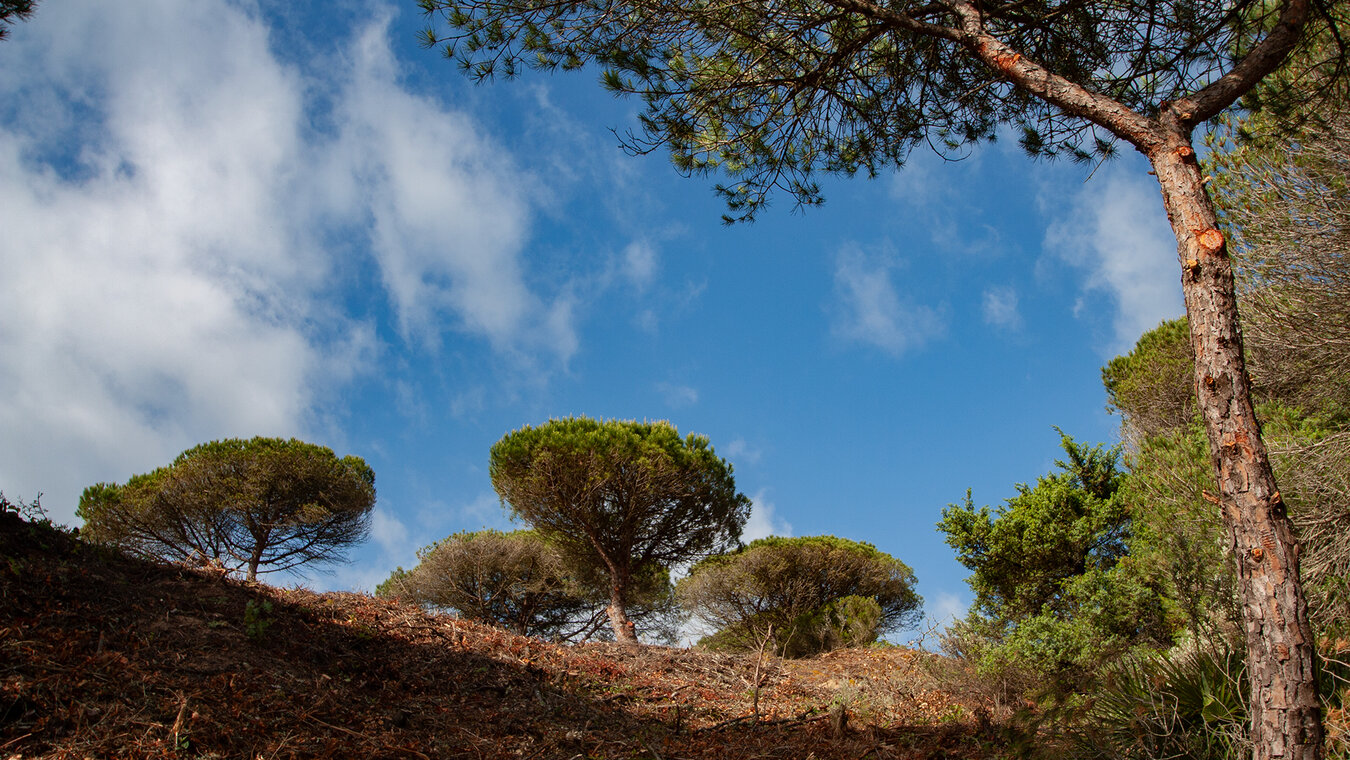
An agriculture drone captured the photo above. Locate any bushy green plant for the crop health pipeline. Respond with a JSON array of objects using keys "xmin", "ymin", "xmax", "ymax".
[
  {"xmin": 1076, "ymin": 647, "xmax": 1247, "ymax": 760},
  {"xmin": 1059, "ymin": 638, "xmax": 1350, "ymax": 759},
  {"xmin": 243, "ymin": 599, "xmax": 275, "ymax": 640},
  {"xmin": 379, "ymin": 529, "xmax": 677, "ymax": 643},
  {"xmin": 939, "ymin": 434, "xmax": 1173, "ymax": 694},
  {"xmin": 679, "ymin": 535, "xmax": 921, "ymax": 657}
]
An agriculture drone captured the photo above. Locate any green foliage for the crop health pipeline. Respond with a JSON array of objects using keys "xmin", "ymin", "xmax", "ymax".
[
  {"xmin": 1204, "ymin": 83, "xmax": 1350, "ymax": 638},
  {"xmin": 677, "ymin": 535, "xmax": 922, "ymax": 658},
  {"xmin": 803, "ymin": 594, "xmax": 884, "ymax": 653},
  {"xmin": 490, "ymin": 417, "xmax": 748, "ymax": 641},
  {"xmin": 78, "ymin": 437, "xmax": 376, "ymax": 581},
  {"xmin": 243, "ymin": 599, "xmax": 275, "ymax": 640},
  {"xmin": 1070, "ymin": 647, "xmax": 1249, "ymax": 760},
  {"xmin": 418, "ymin": 0, "xmax": 1332, "ymax": 220},
  {"xmin": 1105, "ymin": 305, "xmax": 1350, "ymax": 640},
  {"xmin": 0, "ymin": 1, "xmax": 36, "ymax": 41},
  {"xmin": 374, "ymin": 565, "xmax": 414, "ymax": 600},
  {"xmin": 938, "ymin": 434, "xmax": 1172, "ymax": 692},
  {"xmin": 1101, "ymin": 317, "xmax": 1195, "ymax": 441},
  {"xmin": 1121, "ymin": 423, "xmax": 1239, "ymax": 646},
  {"xmin": 1072, "ymin": 638, "xmax": 1349, "ymax": 759}
]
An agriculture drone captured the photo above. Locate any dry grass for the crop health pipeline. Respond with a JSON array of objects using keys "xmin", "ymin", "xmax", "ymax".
[{"xmin": 1, "ymin": 513, "xmax": 1010, "ymax": 759}]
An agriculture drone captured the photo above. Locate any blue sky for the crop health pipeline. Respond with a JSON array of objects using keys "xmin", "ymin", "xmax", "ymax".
[{"xmin": 0, "ymin": 0, "xmax": 1184, "ymax": 640}]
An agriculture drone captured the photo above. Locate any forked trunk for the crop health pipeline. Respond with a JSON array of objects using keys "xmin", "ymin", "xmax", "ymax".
[{"xmin": 1149, "ymin": 132, "xmax": 1322, "ymax": 760}]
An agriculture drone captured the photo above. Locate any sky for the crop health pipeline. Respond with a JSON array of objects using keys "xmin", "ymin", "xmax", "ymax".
[{"xmin": 0, "ymin": 0, "xmax": 1185, "ymax": 642}]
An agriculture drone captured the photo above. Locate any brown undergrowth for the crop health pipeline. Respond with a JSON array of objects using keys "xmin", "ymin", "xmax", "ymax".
[{"xmin": 1, "ymin": 513, "xmax": 1009, "ymax": 759}]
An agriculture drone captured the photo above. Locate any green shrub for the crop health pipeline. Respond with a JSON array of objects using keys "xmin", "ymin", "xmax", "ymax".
[
  {"xmin": 680, "ymin": 535, "xmax": 921, "ymax": 657},
  {"xmin": 1060, "ymin": 647, "xmax": 1248, "ymax": 760},
  {"xmin": 939, "ymin": 434, "xmax": 1173, "ymax": 695}
]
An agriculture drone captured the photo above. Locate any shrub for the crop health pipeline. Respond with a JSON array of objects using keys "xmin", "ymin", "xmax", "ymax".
[
  {"xmin": 678, "ymin": 535, "xmax": 921, "ymax": 657},
  {"xmin": 379, "ymin": 529, "xmax": 676, "ymax": 643}
]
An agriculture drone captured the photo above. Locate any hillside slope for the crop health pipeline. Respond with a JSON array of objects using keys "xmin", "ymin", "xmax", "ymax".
[{"xmin": 1, "ymin": 513, "xmax": 1002, "ymax": 759}]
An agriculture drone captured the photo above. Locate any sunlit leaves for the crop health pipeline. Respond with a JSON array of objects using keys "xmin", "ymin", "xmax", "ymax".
[{"xmin": 77, "ymin": 437, "xmax": 376, "ymax": 581}]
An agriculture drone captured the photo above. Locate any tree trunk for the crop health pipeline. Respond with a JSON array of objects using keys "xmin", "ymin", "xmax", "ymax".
[
  {"xmin": 606, "ymin": 579, "xmax": 638, "ymax": 646},
  {"xmin": 247, "ymin": 543, "xmax": 264, "ymax": 583},
  {"xmin": 1148, "ymin": 130, "xmax": 1323, "ymax": 760}
]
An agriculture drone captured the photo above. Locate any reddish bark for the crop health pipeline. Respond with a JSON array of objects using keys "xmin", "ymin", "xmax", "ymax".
[
  {"xmin": 607, "ymin": 582, "xmax": 640, "ymax": 646},
  {"xmin": 1148, "ymin": 134, "xmax": 1322, "ymax": 759}
]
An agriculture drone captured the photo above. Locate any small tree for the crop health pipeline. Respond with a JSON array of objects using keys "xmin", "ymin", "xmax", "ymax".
[
  {"xmin": 677, "ymin": 535, "xmax": 922, "ymax": 658},
  {"xmin": 78, "ymin": 437, "xmax": 375, "ymax": 581},
  {"xmin": 377, "ymin": 530, "xmax": 593, "ymax": 638},
  {"xmin": 939, "ymin": 434, "xmax": 1172, "ymax": 692},
  {"xmin": 490, "ymin": 417, "xmax": 750, "ymax": 644},
  {"xmin": 377, "ymin": 529, "xmax": 676, "ymax": 641}
]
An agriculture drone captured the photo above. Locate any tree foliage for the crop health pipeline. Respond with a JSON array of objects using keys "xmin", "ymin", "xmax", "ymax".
[
  {"xmin": 1104, "ymin": 85, "xmax": 1350, "ymax": 640},
  {"xmin": 0, "ymin": 1, "xmax": 36, "ymax": 42},
  {"xmin": 1207, "ymin": 73, "xmax": 1350, "ymax": 642},
  {"xmin": 78, "ymin": 437, "xmax": 375, "ymax": 582},
  {"xmin": 490, "ymin": 417, "xmax": 749, "ymax": 643},
  {"xmin": 1102, "ymin": 318, "xmax": 1196, "ymax": 443},
  {"xmin": 377, "ymin": 529, "xmax": 676, "ymax": 642},
  {"xmin": 1210, "ymin": 105, "xmax": 1350, "ymax": 416},
  {"xmin": 1100, "ymin": 319, "xmax": 1240, "ymax": 645},
  {"xmin": 377, "ymin": 529, "xmax": 594, "ymax": 638},
  {"xmin": 419, "ymin": 0, "xmax": 1336, "ymax": 221},
  {"xmin": 677, "ymin": 535, "xmax": 921, "ymax": 658},
  {"xmin": 938, "ymin": 434, "xmax": 1172, "ymax": 691}
]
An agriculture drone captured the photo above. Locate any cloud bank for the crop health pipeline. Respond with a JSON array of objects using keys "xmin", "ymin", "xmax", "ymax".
[{"xmin": 0, "ymin": 1, "xmax": 572, "ymax": 522}]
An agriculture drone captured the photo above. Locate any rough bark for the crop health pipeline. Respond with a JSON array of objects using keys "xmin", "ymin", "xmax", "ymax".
[
  {"xmin": 1147, "ymin": 128, "xmax": 1322, "ymax": 760},
  {"xmin": 606, "ymin": 579, "xmax": 639, "ymax": 645},
  {"xmin": 247, "ymin": 544, "xmax": 264, "ymax": 583}
]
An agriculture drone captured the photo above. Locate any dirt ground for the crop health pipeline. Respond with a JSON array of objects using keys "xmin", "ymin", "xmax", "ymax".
[{"xmin": 1, "ymin": 512, "xmax": 1013, "ymax": 759}]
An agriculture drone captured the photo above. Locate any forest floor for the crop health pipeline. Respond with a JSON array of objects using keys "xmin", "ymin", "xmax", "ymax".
[{"xmin": 1, "ymin": 512, "xmax": 1019, "ymax": 759}]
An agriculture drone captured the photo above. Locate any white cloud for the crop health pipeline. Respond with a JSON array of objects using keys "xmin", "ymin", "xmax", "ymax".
[
  {"xmin": 887, "ymin": 147, "xmax": 1006, "ymax": 258},
  {"xmin": 370, "ymin": 506, "xmax": 412, "ymax": 556},
  {"xmin": 656, "ymin": 382, "xmax": 699, "ymax": 408},
  {"xmin": 830, "ymin": 243, "xmax": 945, "ymax": 357},
  {"xmin": 622, "ymin": 240, "xmax": 659, "ymax": 291},
  {"xmin": 742, "ymin": 489, "xmax": 792, "ymax": 543},
  {"xmin": 0, "ymin": 1, "xmax": 577, "ymax": 524},
  {"xmin": 1043, "ymin": 166, "xmax": 1184, "ymax": 352},
  {"xmin": 326, "ymin": 15, "xmax": 575, "ymax": 360},
  {"xmin": 0, "ymin": 0, "xmax": 365, "ymax": 523},
  {"xmin": 457, "ymin": 491, "xmax": 514, "ymax": 530},
  {"xmin": 929, "ymin": 591, "xmax": 968, "ymax": 626},
  {"xmin": 722, "ymin": 437, "xmax": 762, "ymax": 466},
  {"xmin": 982, "ymin": 285, "xmax": 1022, "ymax": 330}
]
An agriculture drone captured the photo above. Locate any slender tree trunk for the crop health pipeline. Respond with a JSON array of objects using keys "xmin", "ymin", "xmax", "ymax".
[
  {"xmin": 606, "ymin": 576, "xmax": 638, "ymax": 645},
  {"xmin": 247, "ymin": 543, "xmax": 264, "ymax": 582},
  {"xmin": 1148, "ymin": 129, "xmax": 1323, "ymax": 760}
]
